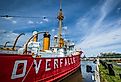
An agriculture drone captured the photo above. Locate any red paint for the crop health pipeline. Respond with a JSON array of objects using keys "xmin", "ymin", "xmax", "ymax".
[{"xmin": 0, "ymin": 53, "xmax": 81, "ymax": 82}]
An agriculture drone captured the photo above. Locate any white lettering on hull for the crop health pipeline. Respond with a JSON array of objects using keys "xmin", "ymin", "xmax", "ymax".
[
  {"xmin": 73, "ymin": 57, "xmax": 76, "ymax": 63},
  {"xmin": 11, "ymin": 60, "xmax": 27, "ymax": 79},
  {"xmin": 10, "ymin": 56, "xmax": 77, "ymax": 79},
  {"xmin": 68, "ymin": 58, "xmax": 70, "ymax": 65},
  {"xmin": 60, "ymin": 59, "xmax": 63, "ymax": 67},
  {"xmin": 65, "ymin": 58, "xmax": 67, "ymax": 66},
  {"xmin": 34, "ymin": 59, "xmax": 42, "ymax": 74},
  {"xmin": 54, "ymin": 59, "xmax": 58, "ymax": 69},
  {"xmin": 70, "ymin": 57, "xmax": 73, "ymax": 64},
  {"xmin": 45, "ymin": 59, "xmax": 51, "ymax": 71}
]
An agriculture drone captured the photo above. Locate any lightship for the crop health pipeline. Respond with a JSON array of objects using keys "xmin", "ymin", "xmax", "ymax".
[{"xmin": 0, "ymin": 0, "xmax": 83, "ymax": 82}]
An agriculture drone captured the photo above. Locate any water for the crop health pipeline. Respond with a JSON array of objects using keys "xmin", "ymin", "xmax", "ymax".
[
  {"xmin": 61, "ymin": 68, "xmax": 83, "ymax": 82},
  {"xmin": 61, "ymin": 60, "xmax": 96, "ymax": 82},
  {"xmin": 81, "ymin": 61, "xmax": 96, "ymax": 82}
]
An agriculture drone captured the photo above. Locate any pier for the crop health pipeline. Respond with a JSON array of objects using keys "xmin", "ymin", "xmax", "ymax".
[
  {"xmin": 61, "ymin": 60, "xmax": 97, "ymax": 82},
  {"xmin": 62, "ymin": 57, "xmax": 121, "ymax": 82}
]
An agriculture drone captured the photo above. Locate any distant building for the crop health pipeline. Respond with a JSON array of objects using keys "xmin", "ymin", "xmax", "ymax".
[{"xmin": 100, "ymin": 52, "xmax": 121, "ymax": 58}]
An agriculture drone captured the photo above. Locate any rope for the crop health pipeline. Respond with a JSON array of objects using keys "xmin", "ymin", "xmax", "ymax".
[{"xmin": 22, "ymin": 62, "xmax": 33, "ymax": 82}]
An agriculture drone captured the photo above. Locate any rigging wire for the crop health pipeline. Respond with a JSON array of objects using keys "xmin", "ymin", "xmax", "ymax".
[
  {"xmin": 0, "ymin": 15, "xmax": 57, "ymax": 20},
  {"xmin": 0, "ymin": 15, "xmax": 45, "ymax": 18}
]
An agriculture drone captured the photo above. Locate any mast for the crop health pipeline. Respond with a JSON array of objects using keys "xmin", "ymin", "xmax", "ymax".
[{"xmin": 57, "ymin": 0, "xmax": 64, "ymax": 48}]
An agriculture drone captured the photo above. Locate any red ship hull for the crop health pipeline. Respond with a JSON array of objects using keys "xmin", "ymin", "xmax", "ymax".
[{"xmin": 0, "ymin": 54, "xmax": 81, "ymax": 82}]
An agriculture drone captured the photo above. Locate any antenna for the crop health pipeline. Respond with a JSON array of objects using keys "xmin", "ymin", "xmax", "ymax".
[{"xmin": 60, "ymin": 0, "xmax": 62, "ymax": 9}]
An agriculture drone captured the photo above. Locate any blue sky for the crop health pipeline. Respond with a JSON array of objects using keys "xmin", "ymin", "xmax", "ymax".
[{"xmin": 0, "ymin": 0, "xmax": 121, "ymax": 57}]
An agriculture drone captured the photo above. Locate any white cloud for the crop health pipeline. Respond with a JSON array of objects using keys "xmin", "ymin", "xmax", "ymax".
[
  {"xmin": 0, "ymin": 29, "xmax": 7, "ymax": 34},
  {"xmin": 12, "ymin": 20, "xmax": 17, "ymax": 24},
  {"xmin": 77, "ymin": 27, "xmax": 121, "ymax": 49},
  {"xmin": 42, "ymin": 16, "xmax": 49, "ymax": 22},
  {"xmin": 43, "ymin": 18, "xmax": 49, "ymax": 22},
  {"xmin": 2, "ymin": 17, "xmax": 13, "ymax": 20},
  {"xmin": 36, "ymin": 22, "xmax": 39, "ymax": 24},
  {"xmin": 0, "ymin": 32, "xmax": 18, "ymax": 45},
  {"xmin": 63, "ymin": 26, "xmax": 68, "ymax": 30},
  {"xmin": 40, "ymin": 21, "xmax": 43, "ymax": 24},
  {"xmin": 0, "ymin": 31, "xmax": 32, "ymax": 47},
  {"xmin": 28, "ymin": 20, "xmax": 34, "ymax": 24},
  {"xmin": 75, "ymin": 0, "xmax": 121, "ymax": 56},
  {"xmin": 2, "ymin": 17, "xmax": 17, "ymax": 24},
  {"xmin": 117, "ymin": 7, "xmax": 121, "ymax": 13},
  {"xmin": 83, "ymin": 44, "xmax": 121, "ymax": 57},
  {"xmin": 91, "ymin": 0, "xmax": 120, "ymax": 31},
  {"xmin": 52, "ymin": 29, "xmax": 55, "ymax": 32},
  {"xmin": 16, "ymin": 33, "xmax": 32, "ymax": 46},
  {"xmin": 36, "ymin": 21, "xmax": 43, "ymax": 24},
  {"xmin": 117, "ymin": 7, "xmax": 121, "ymax": 10}
]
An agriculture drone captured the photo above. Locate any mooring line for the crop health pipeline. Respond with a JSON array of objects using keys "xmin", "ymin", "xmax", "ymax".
[{"xmin": 22, "ymin": 62, "xmax": 33, "ymax": 82}]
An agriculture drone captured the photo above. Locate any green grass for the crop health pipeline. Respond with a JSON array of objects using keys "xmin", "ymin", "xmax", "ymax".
[{"xmin": 99, "ymin": 64, "xmax": 121, "ymax": 82}]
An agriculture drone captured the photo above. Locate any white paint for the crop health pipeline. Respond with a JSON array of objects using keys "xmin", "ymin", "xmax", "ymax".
[
  {"xmin": 65, "ymin": 58, "xmax": 67, "ymax": 66},
  {"xmin": 11, "ymin": 60, "xmax": 27, "ymax": 79},
  {"xmin": 73, "ymin": 57, "xmax": 76, "ymax": 63},
  {"xmin": 68, "ymin": 58, "xmax": 70, "ymax": 65},
  {"xmin": 45, "ymin": 59, "xmax": 51, "ymax": 71},
  {"xmin": 92, "ymin": 75, "xmax": 94, "ymax": 80},
  {"xmin": 34, "ymin": 59, "xmax": 42, "ymax": 74},
  {"xmin": 54, "ymin": 59, "xmax": 58, "ymax": 69},
  {"xmin": 60, "ymin": 59, "xmax": 63, "ymax": 67},
  {"xmin": 70, "ymin": 57, "xmax": 73, "ymax": 64}
]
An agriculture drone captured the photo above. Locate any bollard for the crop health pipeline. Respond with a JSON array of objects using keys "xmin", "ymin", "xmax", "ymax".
[
  {"xmin": 86, "ymin": 65, "xmax": 92, "ymax": 73},
  {"xmin": 107, "ymin": 64, "xmax": 115, "ymax": 76},
  {"xmin": 119, "ymin": 74, "xmax": 121, "ymax": 79},
  {"xmin": 104, "ymin": 62, "xmax": 108, "ymax": 69}
]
